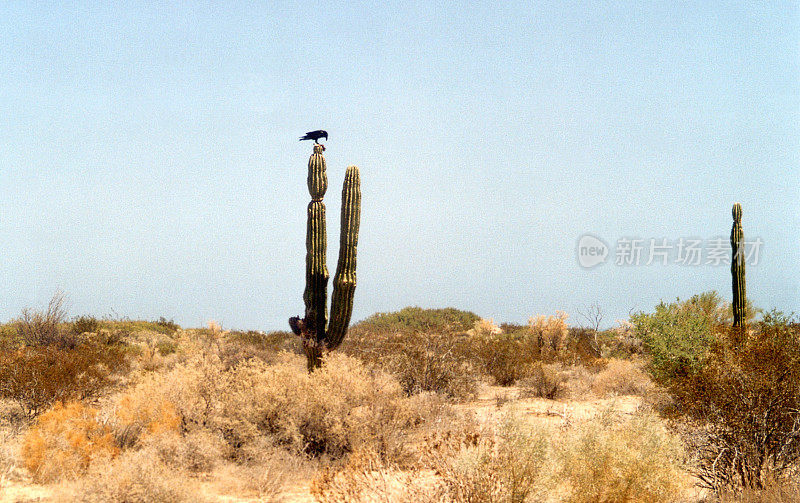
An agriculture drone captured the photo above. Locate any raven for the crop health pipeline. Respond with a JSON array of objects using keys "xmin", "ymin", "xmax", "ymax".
[{"xmin": 299, "ymin": 130, "xmax": 328, "ymax": 143}]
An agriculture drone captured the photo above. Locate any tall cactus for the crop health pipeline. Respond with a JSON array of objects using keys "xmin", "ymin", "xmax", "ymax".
[
  {"xmin": 290, "ymin": 144, "xmax": 361, "ymax": 370},
  {"xmin": 730, "ymin": 203, "xmax": 746, "ymax": 327}
]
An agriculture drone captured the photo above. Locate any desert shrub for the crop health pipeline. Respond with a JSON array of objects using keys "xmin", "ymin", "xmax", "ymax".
[
  {"xmin": 0, "ymin": 427, "xmax": 20, "ymax": 488},
  {"xmin": 566, "ymin": 327, "xmax": 602, "ymax": 363},
  {"xmin": 71, "ymin": 447, "xmax": 200, "ymax": 503},
  {"xmin": 117, "ymin": 351, "xmax": 226, "ymax": 436},
  {"xmin": 591, "ymin": 358, "xmax": 653, "ymax": 397},
  {"xmin": 21, "ymin": 401, "xmax": 119, "ymax": 483},
  {"xmin": 111, "ymin": 351, "xmax": 452, "ymax": 462},
  {"xmin": 349, "ymin": 307, "xmax": 480, "ymax": 336},
  {"xmin": 312, "ymin": 449, "xmax": 445, "ymax": 503},
  {"xmin": 218, "ymin": 329, "xmax": 302, "ymax": 367},
  {"xmin": 470, "ymin": 331, "xmax": 533, "ymax": 386},
  {"xmin": 631, "ymin": 296, "xmax": 715, "ymax": 384},
  {"xmin": 155, "ymin": 316, "xmax": 179, "ymax": 333},
  {"xmin": 671, "ymin": 313, "xmax": 800, "ymax": 492},
  {"xmin": 211, "ymin": 451, "xmax": 294, "ymax": 501},
  {"xmin": 222, "ymin": 354, "xmax": 447, "ymax": 459},
  {"xmin": 468, "ymin": 313, "xmax": 574, "ymax": 387},
  {"xmin": 528, "ymin": 311, "xmax": 569, "ymax": 362},
  {"xmin": 519, "ymin": 362, "xmax": 565, "ymax": 399},
  {"xmin": 99, "ymin": 318, "xmax": 177, "ymax": 336},
  {"xmin": 72, "ymin": 315, "xmax": 100, "ymax": 335},
  {"xmin": 96, "ymin": 329, "xmax": 126, "ymax": 346},
  {"xmin": 598, "ymin": 320, "xmax": 644, "ymax": 358},
  {"xmin": 499, "ymin": 322, "xmax": 525, "ymax": 333},
  {"xmin": 0, "ymin": 342, "xmax": 129, "ymax": 416},
  {"xmin": 155, "ymin": 338, "xmax": 178, "ymax": 356},
  {"xmin": 113, "ymin": 394, "xmax": 181, "ymax": 448},
  {"xmin": 469, "ymin": 318, "xmax": 503, "ymax": 336},
  {"xmin": 715, "ymin": 478, "xmax": 800, "ymax": 503},
  {"xmin": 15, "ymin": 291, "xmax": 76, "ymax": 348},
  {"xmin": 0, "ymin": 323, "xmax": 17, "ymax": 351},
  {"xmin": 226, "ymin": 329, "xmax": 298, "ymax": 352},
  {"xmin": 556, "ymin": 365, "xmax": 595, "ymax": 399},
  {"xmin": 0, "ymin": 399, "xmax": 26, "ymax": 432},
  {"xmin": 142, "ymin": 429, "xmax": 224, "ymax": 473},
  {"xmin": 552, "ymin": 409, "xmax": 689, "ymax": 503},
  {"xmin": 344, "ymin": 330, "xmax": 477, "ymax": 400},
  {"xmin": 431, "ymin": 411, "xmax": 550, "ymax": 503}
]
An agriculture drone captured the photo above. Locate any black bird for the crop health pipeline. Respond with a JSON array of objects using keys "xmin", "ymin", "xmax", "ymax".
[{"xmin": 299, "ymin": 130, "xmax": 328, "ymax": 144}]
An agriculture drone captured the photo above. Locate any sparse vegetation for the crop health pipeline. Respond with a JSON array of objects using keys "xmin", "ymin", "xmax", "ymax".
[{"xmin": 0, "ymin": 300, "xmax": 794, "ymax": 502}]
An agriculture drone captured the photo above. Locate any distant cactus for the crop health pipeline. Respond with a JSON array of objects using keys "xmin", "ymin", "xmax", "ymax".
[
  {"xmin": 730, "ymin": 203, "xmax": 746, "ymax": 327},
  {"xmin": 290, "ymin": 144, "xmax": 361, "ymax": 370}
]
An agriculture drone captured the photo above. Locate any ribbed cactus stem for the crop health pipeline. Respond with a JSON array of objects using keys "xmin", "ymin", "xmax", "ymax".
[
  {"xmin": 291, "ymin": 144, "xmax": 361, "ymax": 371},
  {"xmin": 731, "ymin": 203, "xmax": 746, "ymax": 327},
  {"xmin": 303, "ymin": 144, "xmax": 329, "ymax": 345},
  {"xmin": 327, "ymin": 166, "xmax": 361, "ymax": 350},
  {"xmin": 304, "ymin": 201, "xmax": 328, "ymax": 341},
  {"xmin": 307, "ymin": 144, "xmax": 328, "ymax": 200}
]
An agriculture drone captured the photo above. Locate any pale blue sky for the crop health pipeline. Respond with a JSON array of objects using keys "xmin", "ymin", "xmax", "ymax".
[{"xmin": 1, "ymin": 1, "xmax": 797, "ymax": 329}]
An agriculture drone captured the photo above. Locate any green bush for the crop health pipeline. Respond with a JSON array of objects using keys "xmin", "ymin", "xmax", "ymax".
[
  {"xmin": 350, "ymin": 307, "xmax": 480, "ymax": 336},
  {"xmin": 156, "ymin": 339, "xmax": 178, "ymax": 356},
  {"xmin": 631, "ymin": 294, "xmax": 717, "ymax": 384},
  {"xmin": 72, "ymin": 315, "xmax": 100, "ymax": 335}
]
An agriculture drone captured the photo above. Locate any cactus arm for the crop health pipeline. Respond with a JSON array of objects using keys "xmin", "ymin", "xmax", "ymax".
[
  {"xmin": 730, "ymin": 203, "xmax": 747, "ymax": 327},
  {"xmin": 326, "ymin": 166, "xmax": 361, "ymax": 349}
]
